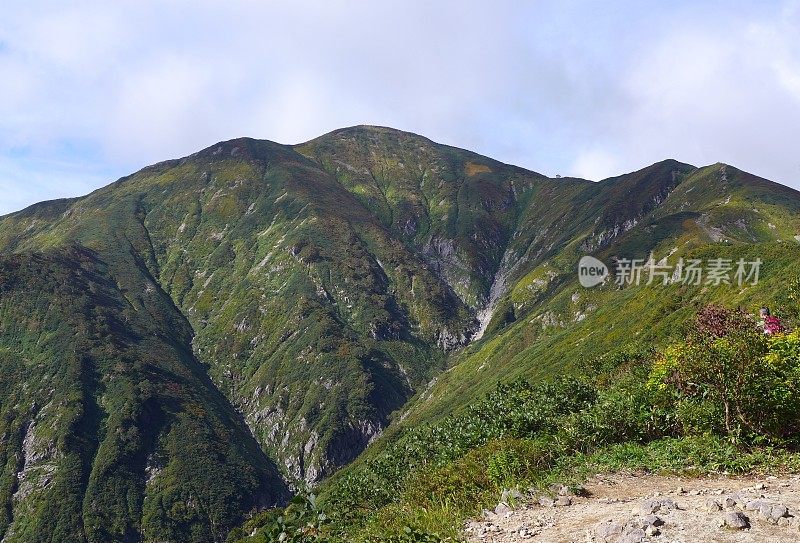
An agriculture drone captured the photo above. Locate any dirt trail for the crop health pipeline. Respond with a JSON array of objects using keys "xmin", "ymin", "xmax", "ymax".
[{"xmin": 465, "ymin": 473, "xmax": 800, "ymax": 542}]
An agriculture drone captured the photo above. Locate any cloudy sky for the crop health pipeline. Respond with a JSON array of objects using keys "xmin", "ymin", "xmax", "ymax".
[{"xmin": 1, "ymin": 0, "xmax": 799, "ymax": 215}]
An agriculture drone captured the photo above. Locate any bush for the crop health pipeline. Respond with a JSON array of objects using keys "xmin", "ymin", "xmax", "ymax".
[
  {"xmin": 227, "ymin": 492, "xmax": 327, "ymax": 543},
  {"xmin": 324, "ymin": 377, "xmax": 596, "ymax": 522},
  {"xmin": 563, "ymin": 371, "xmax": 670, "ymax": 450},
  {"xmin": 362, "ymin": 526, "xmax": 447, "ymax": 543},
  {"xmin": 777, "ymin": 276, "xmax": 800, "ymax": 327},
  {"xmin": 649, "ymin": 304, "xmax": 800, "ymax": 443},
  {"xmin": 761, "ymin": 331, "xmax": 800, "ymax": 438}
]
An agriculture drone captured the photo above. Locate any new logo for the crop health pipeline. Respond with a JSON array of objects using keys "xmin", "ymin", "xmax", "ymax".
[{"xmin": 578, "ymin": 256, "xmax": 608, "ymax": 288}]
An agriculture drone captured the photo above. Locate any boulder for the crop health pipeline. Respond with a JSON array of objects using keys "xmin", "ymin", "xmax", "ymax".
[
  {"xmin": 758, "ymin": 502, "xmax": 789, "ymax": 523},
  {"xmin": 723, "ymin": 511, "xmax": 750, "ymax": 530},
  {"xmin": 594, "ymin": 521, "xmax": 624, "ymax": 541},
  {"xmin": 619, "ymin": 527, "xmax": 646, "ymax": 543}
]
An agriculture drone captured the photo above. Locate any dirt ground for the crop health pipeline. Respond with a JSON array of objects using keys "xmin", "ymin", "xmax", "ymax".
[{"xmin": 465, "ymin": 473, "xmax": 800, "ymax": 542}]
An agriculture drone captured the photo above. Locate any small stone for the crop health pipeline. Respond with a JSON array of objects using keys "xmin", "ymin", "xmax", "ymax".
[
  {"xmin": 494, "ymin": 502, "xmax": 511, "ymax": 516},
  {"xmin": 755, "ymin": 483, "xmax": 767, "ymax": 490},
  {"xmin": 538, "ymin": 496, "xmax": 554, "ymax": 508},
  {"xmin": 640, "ymin": 501, "xmax": 658, "ymax": 514},
  {"xmin": 645, "ymin": 525, "xmax": 660, "ymax": 537},
  {"xmin": 676, "ymin": 486, "xmax": 686, "ymax": 494},
  {"xmin": 705, "ymin": 499, "xmax": 722, "ymax": 512},
  {"xmin": 549, "ymin": 483, "xmax": 568, "ymax": 495},
  {"xmin": 501, "ymin": 488, "xmax": 524, "ymax": 503},
  {"xmin": 770, "ymin": 504, "xmax": 789, "ymax": 520},
  {"xmin": 619, "ymin": 527, "xmax": 646, "ymax": 543},
  {"xmin": 555, "ymin": 496, "xmax": 572, "ymax": 507},
  {"xmin": 640, "ymin": 498, "xmax": 676, "ymax": 514},
  {"xmin": 754, "ymin": 502, "xmax": 789, "ymax": 523},
  {"xmin": 643, "ymin": 514, "xmax": 663, "ymax": 527},
  {"xmin": 723, "ymin": 511, "xmax": 750, "ymax": 530},
  {"xmin": 778, "ymin": 517, "xmax": 790, "ymax": 527},
  {"xmin": 745, "ymin": 499, "xmax": 765, "ymax": 511},
  {"xmin": 723, "ymin": 497, "xmax": 737, "ymax": 509}
]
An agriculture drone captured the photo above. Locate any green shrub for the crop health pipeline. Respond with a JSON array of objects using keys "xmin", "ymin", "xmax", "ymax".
[
  {"xmin": 361, "ymin": 525, "xmax": 448, "ymax": 543},
  {"xmin": 324, "ymin": 377, "xmax": 596, "ymax": 521},
  {"xmin": 486, "ymin": 447, "xmax": 525, "ymax": 488},
  {"xmin": 673, "ymin": 398, "xmax": 724, "ymax": 435}
]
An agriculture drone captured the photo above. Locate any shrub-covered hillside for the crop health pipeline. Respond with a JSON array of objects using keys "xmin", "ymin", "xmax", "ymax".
[{"xmin": 232, "ymin": 303, "xmax": 800, "ymax": 542}]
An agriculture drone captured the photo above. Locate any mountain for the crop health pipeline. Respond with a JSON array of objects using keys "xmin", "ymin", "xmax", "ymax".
[{"xmin": 1, "ymin": 125, "xmax": 799, "ymax": 542}]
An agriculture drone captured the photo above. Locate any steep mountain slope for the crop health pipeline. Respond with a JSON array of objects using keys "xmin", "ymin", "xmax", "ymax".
[
  {"xmin": 0, "ymin": 246, "xmax": 288, "ymax": 542},
  {"xmin": 1, "ymin": 125, "xmax": 799, "ymax": 542}
]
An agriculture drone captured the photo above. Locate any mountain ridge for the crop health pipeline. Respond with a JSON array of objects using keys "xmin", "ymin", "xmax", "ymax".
[{"xmin": 1, "ymin": 125, "xmax": 799, "ymax": 542}]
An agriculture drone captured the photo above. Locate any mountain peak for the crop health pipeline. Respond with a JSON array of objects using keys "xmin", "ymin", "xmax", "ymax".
[{"xmin": 299, "ymin": 125, "xmax": 440, "ymax": 153}]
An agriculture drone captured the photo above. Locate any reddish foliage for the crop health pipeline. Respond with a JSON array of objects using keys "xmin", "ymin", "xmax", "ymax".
[{"xmin": 693, "ymin": 304, "xmax": 753, "ymax": 339}]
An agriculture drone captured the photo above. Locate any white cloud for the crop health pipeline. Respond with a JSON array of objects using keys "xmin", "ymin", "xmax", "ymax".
[
  {"xmin": 571, "ymin": 150, "xmax": 621, "ymax": 181},
  {"xmin": 0, "ymin": 153, "xmax": 111, "ymax": 216},
  {"xmin": 569, "ymin": 2, "xmax": 800, "ymax": 186},
  {"xmin": 1, "ymin": 1, "xmax": 799, "ymax": 215}
]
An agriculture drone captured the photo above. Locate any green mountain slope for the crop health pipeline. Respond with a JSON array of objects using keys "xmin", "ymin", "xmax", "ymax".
[
  {"xmin": 1, "ymin": 125, "xmax": 799, "ymax": 542},
  {"xmin": 394, "ymin": 162, "xmax": 800, "ymax": 424}
]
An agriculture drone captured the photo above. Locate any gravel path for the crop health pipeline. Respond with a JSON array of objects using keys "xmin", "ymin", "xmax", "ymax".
[{"xmin": 465, "ymin": 473, "xmax": 800, "ymax": 542}]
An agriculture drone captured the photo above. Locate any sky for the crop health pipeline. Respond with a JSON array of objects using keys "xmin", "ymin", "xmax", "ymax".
[{"xmin": 1, "ymin": 0, "xmax": 800, "ymax": 215}]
